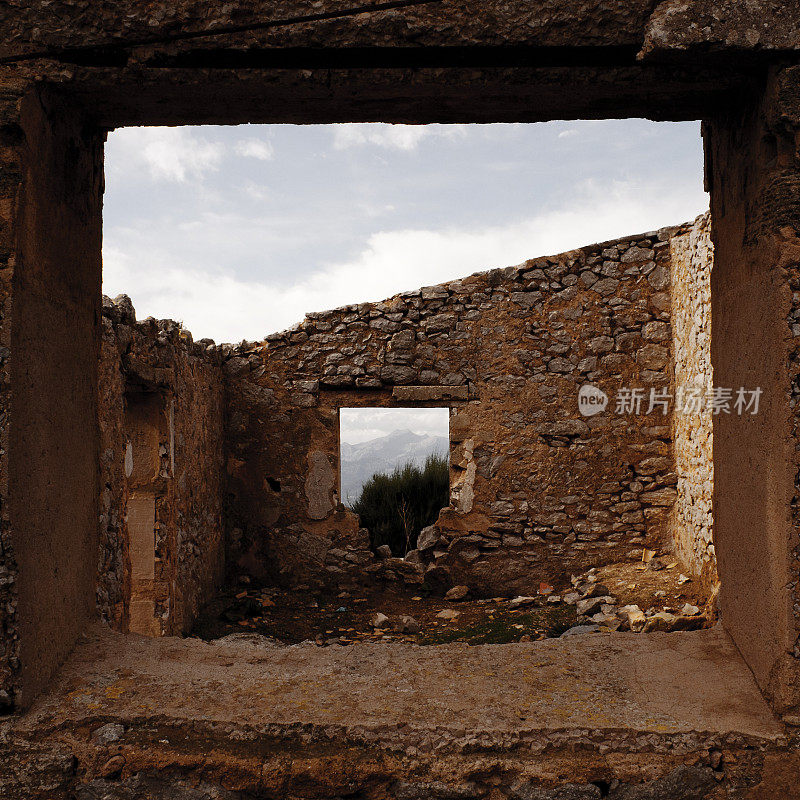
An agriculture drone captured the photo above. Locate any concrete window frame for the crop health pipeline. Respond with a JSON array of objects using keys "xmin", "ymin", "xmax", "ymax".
[{"xmin": 2, "ymin": 46, "xmax": 799, "ymax": 720}]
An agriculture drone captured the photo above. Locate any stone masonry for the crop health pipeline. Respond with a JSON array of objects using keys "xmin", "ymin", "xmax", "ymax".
[
  {"xmin": 671, "ymin": 214, "xmax": 717, "ymax": 594},
  {"xmin": 0, "ymin": 0, "xmax": 800, "ymax": 800},
  {"xmin": 223, "ymin": 221, "xmax": 715, "ymax": 597},
  {"xmin": 98, "ymin": 295, "xmax": 225, "ymax": 637},
  {"xmin": 74, "ymin": 219, "xmax": 718, "ymax": 633},
  {"xmin": 0, "ymin": 203, "xmax": 718, "ymax": 707},
  {"xmin": 5, "ymin": 1, "xmax": 800, "ymax": 794}
]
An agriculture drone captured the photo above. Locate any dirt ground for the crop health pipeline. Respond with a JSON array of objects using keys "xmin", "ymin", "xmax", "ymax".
[{"xmin": 192, "ymin": 552, "xmax": 712, "ymax": 646}]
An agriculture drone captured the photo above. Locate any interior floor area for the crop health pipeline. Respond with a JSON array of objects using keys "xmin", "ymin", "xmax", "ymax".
[{"xmin": 192, "ymin": 552, "xmax": 713, "ymax": 647}]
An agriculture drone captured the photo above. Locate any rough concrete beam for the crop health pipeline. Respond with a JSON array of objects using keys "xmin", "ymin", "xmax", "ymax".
[
  {"xmin": 392, "ymin": 385, "xmax": 468, "ymax": 401},
  {"xmin": 4, "ymin": 625, "xmax": 791, "ymax": 796},
  {"xmin": 643, "ymin": 1, "xmax": 800, "ymax": 59},
  {"xmin": 57, "ymin": 63, "xmax": 743, "ymax": 127},
  {"xmin": 0, "ymin": 1, "xmax": 658, "ymax": 62},
  {"xmin": 18, "ymin": 625, "xmax": 785, "ymax": 740}
]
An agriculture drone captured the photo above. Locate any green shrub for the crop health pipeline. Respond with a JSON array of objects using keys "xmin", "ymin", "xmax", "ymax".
[{"xmin": 350, "ymin": 453, "xmax": 449, "ymax": 556}]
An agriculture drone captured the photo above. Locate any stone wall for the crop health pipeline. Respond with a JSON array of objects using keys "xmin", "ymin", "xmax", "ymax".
[
  {"xmin": 98, "ymin": 295, "xmax": 225, "ymax": 636},
  {"xmin": 224, "ymin": 228, "xmax": 691, "ymax": 596},
  {"xmin": 670, "ymin": 213, "xmax": 717, "ymax": 593}
]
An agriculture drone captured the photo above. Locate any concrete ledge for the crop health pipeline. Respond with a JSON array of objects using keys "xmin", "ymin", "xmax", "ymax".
[
  {"xmin": 16, "ymin": 625, "xmax": 784, "ymax": 740},
  {"xmin": 4, "ymin": 625, "xmax": 793, "ymax": 798}
]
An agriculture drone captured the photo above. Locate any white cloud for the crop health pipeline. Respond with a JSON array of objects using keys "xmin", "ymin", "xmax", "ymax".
[
  {"xmin": 332, "ymin": 123, "xmax": 467, "ymax": 151},
  {"xmin": 340, "ymin": 408, "xmax": 449, "ymax": 445},
  {"xmin": 102, "ymin": 178, "xmax": 708, "ymax": 344},
  {"xmin": 107, "ymin": 127, "xmax": 224, "ymax": 183},
  {"xmin": 234, "ymin": 138, "xmax": 275, "ymax": 161},
  {"xmin": 243, "ymin": 182, "xmax": 272, "ymax": 201}
]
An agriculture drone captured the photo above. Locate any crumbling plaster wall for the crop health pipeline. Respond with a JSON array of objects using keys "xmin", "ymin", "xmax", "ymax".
[
  {"xmin": 98, "ymin": 296, "xmax": 225, "ymax": 636},
  {"xmin": 670, "ymin": 213, "xmax": 717, "ymax": 594},
  {"xmin": 224, "ymin": 228, "xmax": 696, "ymax": 596}
]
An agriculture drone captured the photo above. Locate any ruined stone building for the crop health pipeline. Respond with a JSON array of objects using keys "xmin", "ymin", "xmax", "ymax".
[
  {"xmin": 2, "ymin": 2, "xmax": 800, "ymax": 798},
  {"xmin": 95, "ymin": 217, "xmax": 715, "ymax": 640}
]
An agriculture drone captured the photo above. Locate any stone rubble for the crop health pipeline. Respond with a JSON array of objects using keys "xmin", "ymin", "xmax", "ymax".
[{"xmin": 562, "ymin": 567, "xmax": 707, "ymax": 633}]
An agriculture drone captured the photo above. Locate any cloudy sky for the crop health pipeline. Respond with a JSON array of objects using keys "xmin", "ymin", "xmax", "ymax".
[
  {"xmin": 103, "ymin": 120, "xmax": 706, "ymax": 345},
  {"xmin": 103, "ymin": 120, "xmax": 706, "ymax": 445},
  {"xmin": 340, "ymin": 407, "xmax": 450, "ymax": 445}
]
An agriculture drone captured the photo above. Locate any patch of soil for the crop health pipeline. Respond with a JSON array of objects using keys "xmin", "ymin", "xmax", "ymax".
[
  {"xmin": 190, "ymin": 551, "xmax": 712, "ymax": 646},
  {"xmin": 418, "ymin": 605, "xmax": 576, "ymax": 645},
  {"xmin": 192, "ymin": 584, "xmax": 577, "ymax": 646}
]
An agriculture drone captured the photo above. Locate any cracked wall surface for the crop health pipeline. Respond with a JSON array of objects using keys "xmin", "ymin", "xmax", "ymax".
[{"xmin": 0, "ymin": 1, "xmax": 669, "ymax": 58}]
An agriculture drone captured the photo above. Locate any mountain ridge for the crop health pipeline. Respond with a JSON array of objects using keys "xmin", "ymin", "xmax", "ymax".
[{"xmin": 341, "ymin": 428, "xmax": 449, "ymax": 505}]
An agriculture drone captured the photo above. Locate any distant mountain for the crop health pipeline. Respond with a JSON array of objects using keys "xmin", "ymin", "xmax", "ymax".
[{"xmin": 340, "ymin": 428, "xmax": 449, "ymax": 505}]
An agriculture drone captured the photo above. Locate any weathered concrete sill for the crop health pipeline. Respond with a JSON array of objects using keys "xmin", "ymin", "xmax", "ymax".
[{"xmin": 2, "ymin": 624, "xmax": 794, "ymax": 798}]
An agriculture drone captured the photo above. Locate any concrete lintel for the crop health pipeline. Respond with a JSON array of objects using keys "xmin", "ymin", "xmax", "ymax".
[
  {"xmin": 125, "ymin": 361, "xmax": 173, "ymax": 388},
  {"xmin": 392, "ymin": 385, "xmax": 468, "ymax": 402}
]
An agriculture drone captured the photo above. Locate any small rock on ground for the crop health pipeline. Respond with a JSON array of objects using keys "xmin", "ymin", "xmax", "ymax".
[
  {"xmin": 92, "ymin": 723, "xmax": 125, "ymax": 745},
  {"xmin": 397, "ymin": 615, "xmax": 420, "ymax": 634}
]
